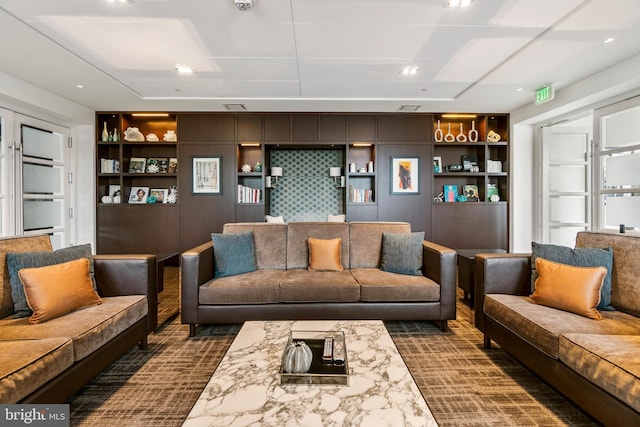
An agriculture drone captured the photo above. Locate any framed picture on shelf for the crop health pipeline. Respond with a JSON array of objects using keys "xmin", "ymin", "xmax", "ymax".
[
  {"xmin": 128, "ymin": 157, "xmax": 146, "ymax": 173},
  {"xmin": 168, "ymin": 158, "xmax": 178, "ymax": 173},
  {"xmin": 149, "ymin": 188, "xmax": 168, "ymax": 204},
  {"xmin": 192, "ymin": 156, "xmax": 222, "ymax": 194},
  {"xmin": 464, "ymin": 185, "xmax": 479, "ymax": 202},
  {"xmin": 444, "ymin": 184, "xmax": 458, "ymax": 202},
  {"xmin": 108, "ymin": 185, "xmax": 121, "ymax": 200},
  {"xmin": 390, "ymin": 157, "xmax": 419, "ymax": 194},
  {"xmin": 433, "ymin": 156, "xmax": 442, "ymax": 173},
  {"xmin": 128, "ymin": 186, "xmax": 149, "ymax": 204},
  {"xmin": 146, "ymin": 157, "xmax": 169, "ymax": 174}
]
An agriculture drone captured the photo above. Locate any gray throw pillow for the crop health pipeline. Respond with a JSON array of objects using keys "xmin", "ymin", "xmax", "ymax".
[
  {"xmin": 380, "ymin": 232, "xmax": 425, "ymax": 276},
  {"xmin": 211, "ymin": 232, "xmax": 256, "ymax": 279},
  {"xmin": 531, "ymin": 242, "xmax": 614, "ymax": 311},
  {"xmin": 7, "ymin": 243, "xmax": 95, "ymax": 318}
]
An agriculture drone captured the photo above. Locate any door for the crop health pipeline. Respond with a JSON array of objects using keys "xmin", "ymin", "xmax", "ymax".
[
  {"xmin": 13, "ymin": 115, "xmax": 72, "ymax": 249},
  {"xmin": 540, "ymin": 126, "xmax": 591, "ymax": 247}
]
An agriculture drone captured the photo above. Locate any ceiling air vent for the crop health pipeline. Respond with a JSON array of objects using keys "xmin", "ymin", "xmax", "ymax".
[
  {"xmin": 223, "ymin": 104, "xmax": 247, "ymax": 111},
  {"xmin": 398, "ymin": 105, "xmax": 421, "ymax": 112}
]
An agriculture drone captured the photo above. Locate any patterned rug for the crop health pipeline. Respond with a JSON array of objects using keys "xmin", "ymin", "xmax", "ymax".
[{"xmin": 68, "ymin": 267, "xmax": 599, "ymax": 426}]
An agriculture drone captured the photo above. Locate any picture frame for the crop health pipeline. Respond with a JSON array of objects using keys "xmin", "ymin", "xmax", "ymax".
[
  {"xmin": 391, "ymin": 157, "xmax": 419, "ymax": 194},
  {"xmin": 128, "ymin": 157, "xmax": 146, "ymax": 173},
  {"xmin": 192, "ymin": 156, "xmax": 222, "ymax": 194},
  {"xmin": 128, "ymin": 186, "xmax": 150, "ymax": 204},
  {"xmin": 464, "ymin": 184, "xmax": 479, "ymax": 202},
  {"xmin": 146, "ymin": 157, "xmax": 169, "ymax": 174},
  {"xmin": 150, "ymin": 188, "xmax": 169, "ymax": 204},
  {"xmin": 433, "ymin": 156, "xmax": 442, "ymax": 173},
  {"xmin": 168, "ymin": 158, "xmax": 178, "ymax": 173},
  {"xmin": 444, "ymin": 184, "xmax": 458, "ymax": 202}
]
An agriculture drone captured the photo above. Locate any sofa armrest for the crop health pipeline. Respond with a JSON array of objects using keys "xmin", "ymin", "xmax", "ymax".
[
  {"xmin": 93, "ymin": 254, "xmax": 157, "ymax": 334},
  {"xmin": 181, "ymin": 241, "xmax": 214, "ymax": 327},
  {"xmin": 422, "ymin": 240, "xmax": 457, "ymax": 322},
  {"xmin": 473, "ymin": 253, "xmax": 531, "ymax": 332}
]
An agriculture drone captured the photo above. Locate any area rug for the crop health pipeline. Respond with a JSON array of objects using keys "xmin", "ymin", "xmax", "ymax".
[{"xmin": 68, "ymin": 267, "xmax": 599, "ymax": 426}]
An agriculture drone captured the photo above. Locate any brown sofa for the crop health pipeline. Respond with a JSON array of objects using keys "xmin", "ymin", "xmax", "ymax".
[
  {"xmin": 182, "ymin": 221, "xmax": 457, "ymax": 336},
  {"xmin": 475, "ymin": 231, "xmax": 640, "ymax": 426},
  {"xmin": 0, "ymin": 235, "xmax": 156, "ymax": 404}
]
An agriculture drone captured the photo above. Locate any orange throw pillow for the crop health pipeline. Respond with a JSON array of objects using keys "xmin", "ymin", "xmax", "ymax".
[
  {"xmin": 308, "ymin": 237, "xmax": 343, "ymax": 272},
  {"xmin": 530, "ymin": 257, "xmax": 606, "ymax": 320},
  {"xmin": 19, "ymin": 258, "xmax": 102, "ymax": 324}
]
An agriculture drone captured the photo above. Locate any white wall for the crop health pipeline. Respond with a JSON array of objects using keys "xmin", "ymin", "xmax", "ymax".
[
  {"xmin": 0, "ymin": 71, "xmax": 96, "ymax": 248},
  {"xmin": 510, "ymin": 124, "xmax": 534, "ymax": 252}
]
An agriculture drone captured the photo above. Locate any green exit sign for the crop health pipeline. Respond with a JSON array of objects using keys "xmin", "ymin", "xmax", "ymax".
[{"xmin": 535, "ymin": 85, "xmax": 554, "ymax": 105}]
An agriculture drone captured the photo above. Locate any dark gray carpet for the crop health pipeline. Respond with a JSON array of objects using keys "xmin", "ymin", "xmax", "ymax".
[{"xmin": 68, "ymin": 267, "xmax": 599, "ymax": 426}]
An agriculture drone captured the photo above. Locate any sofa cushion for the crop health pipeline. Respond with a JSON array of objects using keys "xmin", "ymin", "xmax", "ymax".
[
  {"xmin": 531, "ymin": 242, "xmax": 614, "ymax": 311},
  {"xmin": 223, "ymin": 223, "xmax": 287, "ymax": 269},
  {"xmin": 559, "ymin": 333, "xmax": 640, "ymax": 412},
  {"xmin": 0, "ymin": 235, "xmax": 53, "ymax": 318},
  {"xmin": 0, "ymin": 338, "xmax": 74, "ymax": 404},
  {"xmin": 308, "ymin": 238, "xmax": 343, "ymax": 271},
  {"xmin": 352, "ymin": 268, "xmax": 440, "ymax": 302},
  {"xmin": 265, "ymin": 215, "xmax": 285, "ymax": 223},
  {"xmin": 279, "ymin": 269, "xmax": 360, "ymax": 302},
  {"xmin": 19, "ymin": 258, "xmax": 102, "ymax": 324},
  {"xmin": 199, "ymin": 270, "xmax": 286, "ymax": 305},
  {"xmin": 380, "ymin": 232, "xmax": 424, "ymax": 276},
  {"xmin": 576, "ymin": 232, "xmax": 640, "ymax": 316},
  {"xmin": 349, "ymin": 222, "xmax": 411, "ymax": 268},
  {"xmin": 7, "ymin": 243, "xmax": 95, "ymax": 318},
  {"xmin": 0, "ymin": 295, "xmax": 147, "ymax": 361},
  {"xmin": 286, "ymin": 222, "xmax": 349, "ymax": 269},
  {"xmin": 212, "ymin": 232, "xmax": 256, "ymax": 278},
  {"xmin": 327, "ymin": 214, "xmax": 346, "ymax": 222},
  {"xmin": 484, "ymin": 294, "xmax": 640, "ymax": 358},
  {"xmin": 530, "ymin": 258, "xmax": 606, "ymax": 320}
]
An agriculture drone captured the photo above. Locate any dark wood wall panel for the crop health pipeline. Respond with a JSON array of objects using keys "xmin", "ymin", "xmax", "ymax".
[
  {"xmin": 376, "ymin": 144, "xmax": 432, "ymax": 237},
  {"xmin": 377, "ymin": 115, "xmax": 432, "ymax": 142},
  {"xmin": 431, "ymin": 203, "xmax": 508, "ymax": 250},
  {"xmin": 178, "ymin": 143, "xmax": 237, "ymax": 251},
  {"xmin": 264, "ymin": 114, "xmax": 291, "ymax": 141},
  {"xmin": 348, "ymin": 115, "xmax": 376, "ymax": 141},
  {"xmin": 320, "ymin": 115, "xmax": 347, "ymax": 142},
  {"xmin": 179, "ymin": 114, "xmax": 235, "ymax": 141},
  {"xmin": 237, "ymin": 114, "xmax": 263, "ymax": 141},
  {"xmin": 292, "ymin": 114, "xmax": 319, "ymax": 141}
]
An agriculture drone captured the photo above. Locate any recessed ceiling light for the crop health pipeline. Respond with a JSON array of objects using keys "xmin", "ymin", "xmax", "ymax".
[
  {"xmin": 445, "ymin": 0, "xmax": 473, "ymax": 8},
  {"xmin": 603, "ymin": 37, "xmax": 615, "ymax": 44},
  {"xmin": 76, "ymin": 84, "xmax": 84, "ymax": 89},
  {"xmin": 401, "ymin": 66, "xmax": 419, "ymax": 75},
  {"xmin": 106, "ymin": 0, "xmax": 133, "ymax": 3},
  {"xmin": 516, "ymin": 87, "xmax": 523, "ymax": 91},
  {"xmin": 175, "ymin": 64, "xmax": 194, "ymax": 75}
]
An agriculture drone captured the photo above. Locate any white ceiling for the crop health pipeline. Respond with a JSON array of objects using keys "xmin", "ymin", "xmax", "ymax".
[{"xmin": 0, "ymin": 0, "xmax": 639, "ymax": 113}]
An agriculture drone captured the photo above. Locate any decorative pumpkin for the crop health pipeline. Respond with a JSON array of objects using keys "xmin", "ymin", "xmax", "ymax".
[{"xmin": 282, "ymin": 340, "xmax": 313, "ymax": 373}]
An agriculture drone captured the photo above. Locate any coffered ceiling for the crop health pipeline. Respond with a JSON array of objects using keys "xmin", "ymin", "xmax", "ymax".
[{"xmin": 0, "ymin": 0, "xmax": 639, "ymax": 113}]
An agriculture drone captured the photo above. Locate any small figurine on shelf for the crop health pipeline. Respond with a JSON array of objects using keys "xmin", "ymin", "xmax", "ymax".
[
  {"xmin": 241, "ymin": 164, "xmax": 252, "ymax": 173},
  {"xmin": 254, "ymin": 162, "xmax": 262, "ymax": 172}
]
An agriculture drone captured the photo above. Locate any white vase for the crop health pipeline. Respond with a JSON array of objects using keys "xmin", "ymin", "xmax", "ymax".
[{"xmin": 101, "ymin": 122, "xmax": 109, "ymax": 142}]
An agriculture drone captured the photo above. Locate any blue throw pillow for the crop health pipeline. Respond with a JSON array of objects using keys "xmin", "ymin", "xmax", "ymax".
[
  {"xmin": 531, "ymin": 242, "xmax": 614, "ymax": 311},
  {"xmin": 380, "ymin": 232, "xmax": 425, "ymax": 276},
  {"xmin": 7, "ymin": 243, "xmax": 95, "ymax": 318},
  {"xmin": 211, "ymin": 232, "xmax": 256, "ymax": 278}
]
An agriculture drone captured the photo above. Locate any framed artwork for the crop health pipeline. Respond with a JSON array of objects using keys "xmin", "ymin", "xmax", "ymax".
[
  {"xmin": 128, "ymin": 186, "xmax": 150, "ymax": 204},
  {"xmin": 128, "ymin": 157, "xmax": 146, "ymax": 173},
  {"xmin": 444, "ymin": 184, "xmax": 458, "ymax": 202},
  {"xmin": 150, "ymin": 188, "xmax": 169, "ymax": 204},
  {"xmin": 192, "ymin": 156, "xmax": 222, "ymax": 194},
  {"xmin": 433, "ymin": 156, "xmax": 442, "ymax": 173},
  {"xmin": 464, "ymin": 184, "xmax": 479, "ymax": 202},
  {"xmin": 391, "ymin": 157, "xmax": 419, "ymax": 194}
]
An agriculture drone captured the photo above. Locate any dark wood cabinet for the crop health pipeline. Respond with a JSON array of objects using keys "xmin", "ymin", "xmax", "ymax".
[{"xmin": 96, "ymin": 112, "xmax": 510, "ymax": 254}]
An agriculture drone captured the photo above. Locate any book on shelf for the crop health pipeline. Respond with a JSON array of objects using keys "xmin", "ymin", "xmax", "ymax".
[
  {"xmin": 100, "ymin": 158, "xmax": 120, "ymax": 173},
  {"xmin": 237, "ymin": 184, "xmax": 261, "ymax": 204},
  {"xmin": 348, "ymin": 185, "xmax": 374, "ymax": 203},
  {"xmin": 444, "ymin": 185, "xmax": 458, "ymax": 202},
  {"xmin": 128, "ymin": 157, "xmax": 146, "ymax": 173},
  {"xmin": 463, "ymin": 185, "xmax": 479, "ymax": 202}
]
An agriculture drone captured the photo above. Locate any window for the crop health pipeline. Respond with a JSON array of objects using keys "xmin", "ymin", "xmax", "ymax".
[{"xmin": 594, "ymin": 98, "xmax": 640, "ymax": 233}]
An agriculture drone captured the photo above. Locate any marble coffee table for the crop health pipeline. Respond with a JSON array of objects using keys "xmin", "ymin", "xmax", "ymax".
[{"xmin": 182, "ymin": 320, "xmax": 438, "ymax": 427}]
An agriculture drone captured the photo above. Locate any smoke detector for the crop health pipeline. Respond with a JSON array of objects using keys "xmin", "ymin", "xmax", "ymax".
[{"xmin": 235, "ymin": 0, "xmax": 252, "ymax": 11}]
